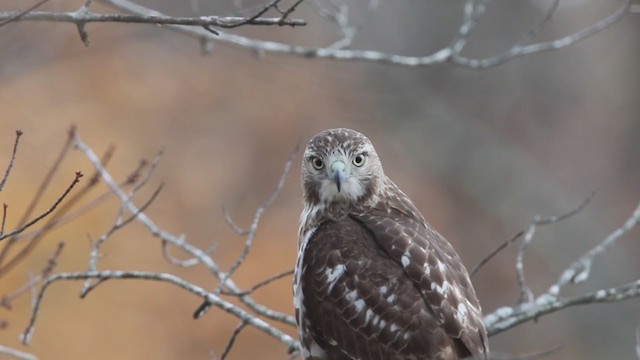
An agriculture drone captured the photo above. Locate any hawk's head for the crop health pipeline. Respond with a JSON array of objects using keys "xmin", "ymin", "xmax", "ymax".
[{"xmin": 301, "ymin": 128, "xmax": 384, "ymax": 207}]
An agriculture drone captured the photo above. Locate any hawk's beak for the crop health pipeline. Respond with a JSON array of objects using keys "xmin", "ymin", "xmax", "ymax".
[{"xmin": 331, "ymin": 160, "xmax": 346, "ymax": 192}]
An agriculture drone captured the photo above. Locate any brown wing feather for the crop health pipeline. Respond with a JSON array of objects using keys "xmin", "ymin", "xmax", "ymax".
[
  {"xmin": 302, "ymin": 218, "xmax": 465, "ymax": 360},
  {"xmin": 350, "ymin": 181, "xmax": 489, "ymax": 358}
]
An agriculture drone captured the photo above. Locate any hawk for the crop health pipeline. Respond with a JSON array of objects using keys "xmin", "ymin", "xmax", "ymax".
[{"xmin": 294, "ymin": 128, "xmax": 489, "ymax": 360}]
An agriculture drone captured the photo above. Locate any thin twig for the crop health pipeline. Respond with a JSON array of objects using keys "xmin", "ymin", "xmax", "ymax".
[
  {"xmin": 516, "ymin": 0, "xmax": 559, "ymax": 46},
  {"xmin": 470, "ymin": 230, "xmax": 523, "ymax": 278},
  {"xmin": 0, "ymin": 128, "xmax": 74, "ymax": 268},
  {"xmin": 222, "ymin": 205, "xmax": 249, "ymax": 235},
  {"xmin": 222, "ymin": 0, "xmax": 283, "ymax": 29},
  {"xmin": 277, "ymin": 0, "xmax": 305, "ymax": 25},
  {"xmin": 222, "ymin": 269, "xmax": 294, "ymax": 296},
  {"xmin": 0, "ymin": 172, "xmax": 83, "ymax": 242},
  {"xmin": 162, "ymin": 238, "xmax": 200, "ymax": 267},
  {"xmin": 0, "ymin": 203, "xmax": 7, "ymax": 236},
  {"xmin": 0, "ymin": 130, "xmax": 23, "ymax": 193},
  {"xmin": 0, "ymin": 143, "xmax": 118, "ymax": 276},
  {"xmin": 220, "ymin": 320, "xmax": 248, "ymax": 360},
  {"xmin": 5, "ymin": 162, "xmax": 142, "ymax": 244},
  {"xmin": 472, "ymin": 191, "xmax": 594, "ymax": 278}
]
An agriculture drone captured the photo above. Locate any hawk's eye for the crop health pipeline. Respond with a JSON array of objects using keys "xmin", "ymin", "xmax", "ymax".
[
  {"xmin": 310, "ymin": 157, "xmax": 324, "ymax": 170},
  {"xmin": 352, "ymin": 154, "xmax": 366, "ymax": 167}
]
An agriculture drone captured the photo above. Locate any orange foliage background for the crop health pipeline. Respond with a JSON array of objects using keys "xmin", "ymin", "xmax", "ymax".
[{"xmin": 1, "ymin": 1, "xmax": 639, "ymax": 359}]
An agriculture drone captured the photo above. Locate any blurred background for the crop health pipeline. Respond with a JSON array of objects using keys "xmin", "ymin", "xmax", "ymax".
[{"xmin": 1, "ymin": 0, "xmax": 639, "ymax": 359}]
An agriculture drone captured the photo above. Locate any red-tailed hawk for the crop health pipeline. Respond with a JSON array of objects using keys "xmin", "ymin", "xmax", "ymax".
[{"xmin": 294, "ymin": 128, "xmax": 489, "ymax": 360}]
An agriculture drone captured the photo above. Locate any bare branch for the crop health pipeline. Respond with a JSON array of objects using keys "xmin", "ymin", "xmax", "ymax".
[
  {"xmin": 472, "ymin": 191, "xmax": 594, "ymax": 279},
  {"xmin": 0, "ymin": 0, "xmax": 51, "ymax": 28},
  {"xmin": 453, "ymin": 0, "xmax": 632, "ymax": 68},
  {"xmin": 0, "ymin": 9, "xmax": 304, "ymax": 29},
  {"xmin": 548, "ymin": 198, "xmax": 640, "ymax": 296},
  {"xmin": 486, "ymin": 279, "xmax": 640, "ymax": 336},
  {"xmin": 0, "ymin": 127, "xmax": 75, "ymax": 270},
  {"xmin": 72, "ymin": 132, "xmax": 297, "ymax": 329},
  {"xmin": 21, "ymin": 271, "xmax": 298, "ymax": 350},
  {"xmin": 515, "ymin": 192, "xmax": 596, "ymax": 303},
  {"xmin": 0, "ymin": 130, "xmax": 23, "ymax": 193},
  {"xmin": 484, "ymin": 197, "xmax": 640, "ymax": 337},
  {"xmin": 98, "ymin": 0, "xmax": 633, "ymax": 68}
]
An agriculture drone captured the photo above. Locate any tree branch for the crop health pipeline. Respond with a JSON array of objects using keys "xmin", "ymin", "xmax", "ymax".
[
  {"xmin": 71, "ymin": 132, "xmax": 298, "ymax": 340},
  {"xmin": 484, "ymin": 198, "xmax": 640, "ymax": 339},
  {"xmin": 98, "ymin": 0, "xmax": 633, "ymax": 68},
  {"xmin": 0, "ymin": 10, "xmax": 305, "ymax": 28},
  {"xmin": 0, "ymin": 345, "xmax": 37, "ymax": 360},
  {"xmin": 20, "ymin": 271, "xmax": 298, "ymax": 349}
]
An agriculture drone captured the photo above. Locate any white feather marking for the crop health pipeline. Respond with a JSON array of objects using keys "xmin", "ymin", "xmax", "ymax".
[
  {"xmin": 390, "ymin": 323, "xmax": 400, "ymax": 332},
  {"xmin": 354, "ymin": 299, "xmax": 366, "ymax": 313},
  {"xmin": 309, "ymin": 341, "xmax": 327, "ymax": 357},
  {"xmin": 325, "ymin": 264, "xmax": 346, "ymax": 294},
  {"xmin": 437, "ymin": 259, "xmax": 447, "ymax": 274},
  {"xmin": 423, "ymin": 263, "xmax": 431, "ymax": 275},
  {"xmin": 431, "ymin": 280, "xmax": 451, "ymax": 294},
  {"xmin": 387, "ymin": 294, "xmax": 396, "ymax": 303},
  {"xmin": 365, "ymin": 309, "xmax": 374, "ymax": 324},
  {"xmin": 401, "ymin": 254, "xmax": 410, "ymax": 267},
  {"xmin": 456, "ymin": 303, "xmax": 468, "ymax": 323}
]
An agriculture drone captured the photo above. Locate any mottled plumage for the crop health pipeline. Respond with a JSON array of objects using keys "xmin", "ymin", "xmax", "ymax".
[{"xmin": 294, "ymin": 128, "xmax": 488, "ymax": 360}]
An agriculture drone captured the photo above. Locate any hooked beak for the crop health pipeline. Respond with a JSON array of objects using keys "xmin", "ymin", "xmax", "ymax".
[{"xmin": 331, "ymin": 160, "xmax": 346, "ymax": 192}]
